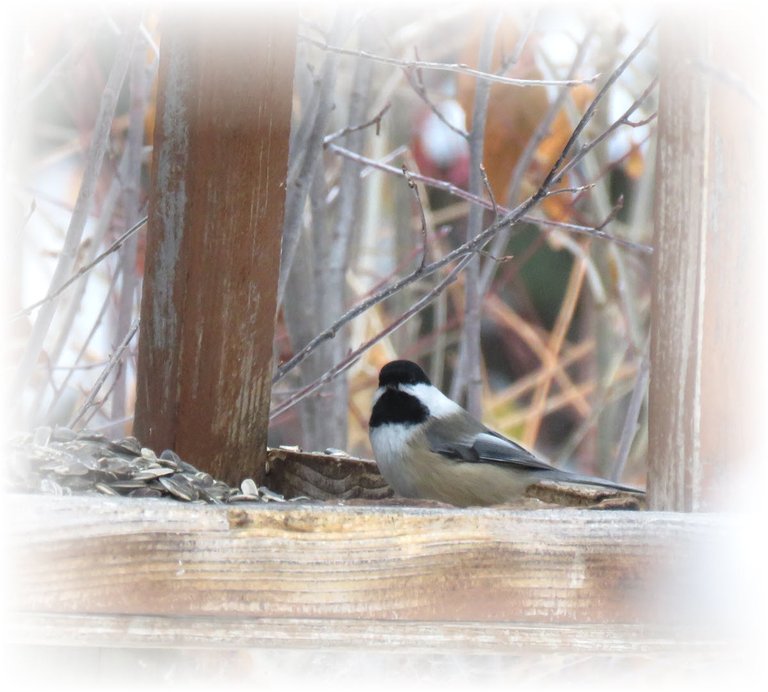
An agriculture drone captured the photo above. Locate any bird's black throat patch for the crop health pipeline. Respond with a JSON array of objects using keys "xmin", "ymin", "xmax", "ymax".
[{"xmin": 369, "ymin": 388, "xmax": 429, "ymax": 428}]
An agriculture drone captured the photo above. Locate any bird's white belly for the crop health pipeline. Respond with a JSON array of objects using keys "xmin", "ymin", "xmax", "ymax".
[{"xmin": 369, "ymin": 423, "xmax": 424, "ymax": 497}]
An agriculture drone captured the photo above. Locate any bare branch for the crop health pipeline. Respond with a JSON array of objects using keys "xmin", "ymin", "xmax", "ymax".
[
  {"xmin": 623, "ymin": 113, "xmax": 658, "ymax": 128},
  {"xmin": 323, "ymin": 102, "xmax": 391, "ymax": 146},
  {"xmin": 299, "ymin": 33, "xmax": 601, "ymax": 88},
  {"xmin": 403, "ymin": 61, "xmax": 469, "ymax": 139},
  {"xmin": 596, "ymin": 195, "xmax": 624, "ymax": 231},
  {"xmin": 479, "ymin": 164, "xmax": 499, "ymax": 218},
  {"xmin": 543, "ymin": 183, "xmax": 596, "ymax": 197},
  {"xmin": 69, "ymin": 318, "xmax": 140, "ymax": 427},
  {"xmin": 611, "ymin": 353, "xmax": 649, "ymax": 482},
  {"xmin": 451, "ymin": 10, "xmax": 501, "ymax": 414},
  {"xmin": 11, "ymin": 216, "xmax": 148, "ymax": 321},
  {"xmin": 43, "ymin": 259, "xmax": 123, "ymax": 422},
  {"xmin": 402, "ymin": 164, "xmax": 429, "ymax": 270}
]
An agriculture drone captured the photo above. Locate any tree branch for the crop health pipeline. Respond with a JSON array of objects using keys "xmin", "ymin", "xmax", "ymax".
[{"xmin": 298, "ymin": 33, "xmax": 601, "ymax": 88}]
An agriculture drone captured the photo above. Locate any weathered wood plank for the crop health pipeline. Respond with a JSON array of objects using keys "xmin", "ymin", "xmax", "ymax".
[
  {"xmin": 9, "ymin": 495, "xmax": 729, "ymax": 626},
  {"xmin": 649, "ymin": 10, "xmax": 765, "ymax": 510},
  {"xmin": 10, "ymin": 612, "xmax": 730, "ymax": 655},
  {"xmin": 134, "ymin": 8, "xmax": 297, "ymax": 486}
]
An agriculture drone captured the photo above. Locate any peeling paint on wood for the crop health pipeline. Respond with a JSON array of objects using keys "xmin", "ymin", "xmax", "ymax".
[{"xmin": 135, "ymin": 9, "xmax": 297, "ymax": 485}]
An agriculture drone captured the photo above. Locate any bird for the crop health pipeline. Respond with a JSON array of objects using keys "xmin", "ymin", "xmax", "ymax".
[{"xmin": 368, "ymin": 359, "xmax": 643, "ymax": 507}]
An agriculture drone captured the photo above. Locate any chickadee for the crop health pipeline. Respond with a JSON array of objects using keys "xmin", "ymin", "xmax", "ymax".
[{"xmin": 369, "ymin": 359, "xmax": 643, "ymax": 507}]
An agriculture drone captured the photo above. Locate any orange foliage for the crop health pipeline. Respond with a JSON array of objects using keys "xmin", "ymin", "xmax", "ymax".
[{"xmin": 456, "ymin": 15, "xmax": 597, "ymax": 221}]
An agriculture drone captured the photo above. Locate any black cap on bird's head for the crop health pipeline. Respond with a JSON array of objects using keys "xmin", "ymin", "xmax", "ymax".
[
  {"xmin": 371, "ymin": 360, "xmax": 431, "ymax": 428},
  {"xmin": 378, "ymin": 360, "xmax": 431, "ymax": 388}
]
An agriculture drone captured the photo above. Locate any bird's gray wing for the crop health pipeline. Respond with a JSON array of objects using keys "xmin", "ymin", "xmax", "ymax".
[
  {"xmin": 425, "ymin": 419, "xmax": 557, "ymax": 472},
  {"xmin": 425, "ymin": 417, "xmax": 643, "ymax": 492}
]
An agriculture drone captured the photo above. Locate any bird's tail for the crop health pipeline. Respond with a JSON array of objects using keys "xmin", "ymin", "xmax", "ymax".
[{"xmin": 550, "ymin": 470, "xmax": 645, "ymax": 495}]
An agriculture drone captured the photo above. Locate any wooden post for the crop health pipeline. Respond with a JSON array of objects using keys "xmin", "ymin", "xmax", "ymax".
[
  {"xmin": 134, "ymin": 9, "xmax": 297, "ymax": 485},
  {"xmin": 649, "ymin": 12, "xmax": 766, "ymax": 510}
]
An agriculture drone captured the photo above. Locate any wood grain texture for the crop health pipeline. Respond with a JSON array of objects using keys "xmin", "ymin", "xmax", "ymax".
[
  {"xmin": 10, "ymin": 612, "xmax": 730, "ymax": 655},
  {"xmin": 9, "ymin": 495, "xmax": 728, "ymax": 628},
  {"xmin": 265, "ymin": 448, "xmax": 394, "ymax": 501},
  {"xmin": 134, "ymin": 8, "xmax": 297, "ymax": 486},
  {"xmin": 649, "ymin": 12, "xmax": 766, "ymax": 511}
]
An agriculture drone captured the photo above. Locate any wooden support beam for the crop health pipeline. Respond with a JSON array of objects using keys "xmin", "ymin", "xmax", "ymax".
[
  {"xmin": 134, "ymin": 9, "xmax": 297, "ymax": 485},
  {"xmin": 649, "ymin": 12, "xmax": 766, "ymax": 510}
]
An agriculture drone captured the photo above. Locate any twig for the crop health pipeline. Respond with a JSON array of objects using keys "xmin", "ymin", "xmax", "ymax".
[
  {"xmin": 403, "ymin": 62, "xmax": 469, "ymax": 139},
  {"xmin": 402, "ymin": 165, "xmax": 429, "ymax": 270},
  {"xmin": 299, "ymin": 33, "xmax": 601, "ymax": 88},
  {"xmin": 323, "ymin": 102, "xmax": 391, "ymax": 146},
  {"xmin": 497, "ymin": 10, "xmax": 538, "ymax": 73},
  {"xmin": 526, "ymin": 215, "xmax": 652, "ymax": 253},
  {"xmin": 479, "ymin": 164, "xmax": 498, "ymax": 218},
  {"xmin": 624, "ymin": 113, "xmax": 657, "ymax": 128},
  {"xmin": 9, "ymin": 16, "xmax": 141, "ymax": 402},
  {"xmin": 451, "ymin": 10, "xmax": 500, "ymax": 415},
  {"xmin": 611, "ymin": 352, "xmax": 649, "ymax": 482},
  {"xmin": 11, "ymin": 215, "xmax": 148, "ymax": 320},
  {"xmin": 544, "ymin": 183, "xmax": 595, "ymax": 196},
  {"xmin": 69, "ymin": 318, "xmax": 140, "ymax": 427},
  {"xmin": 43, "ymin": 256, "xmax": 123, "ymax": 422},
  {"xmin": 596, "ymin": 195, "xmax": 624, "ymax": 230}
]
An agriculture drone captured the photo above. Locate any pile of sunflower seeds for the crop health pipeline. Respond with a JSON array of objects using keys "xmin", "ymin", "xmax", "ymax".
[{"xmin": 8, "ymin": 426, "xmax": 294, "ymax": 505}]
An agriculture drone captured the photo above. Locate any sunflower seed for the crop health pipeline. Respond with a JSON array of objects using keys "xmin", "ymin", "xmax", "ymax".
[
  {"xmin": 258, "ymin": 486, "xmax": 286, "ymax": 502},
  {"xmin": 159, "ymin": 475, "xmax": 199, "ymax": 502},
  {"xmin": 109, "ymin": 437, "xmax": 142, "ymax": 456},
  {"xmin": 240, "ymin": 478, "xmax": 259, "ymax": 496},
  {"xmin": 178, "ymin": 460, "xmax": 199, "ymax": 474},
  {"xmin": 228, "ymin": 493, "xmax": 261, "ymax": 503},
  {"xmin": 96, "ymin": 457, "xmax": 135, "ymax": 477},
  {"xmin": 140, "ymin": 447, "xmax": 158, "ymax": 462},
  {"xmin": 129, "ymin": 487, "xmax": 164, "ymax": 499},
  {"xmin": 78, "ymin": 432, "xmax": 109, "ymax": 444},
  {"xmin": 133, "ymin": 467, "xmax": 176, "ymax": 481},
  {"xmin": 94, "ymin": 482, "xmax": 120, "ymax": 496},
  {"xmin": 110, "ymin": 480, "xmax": 150, "ymax": 490}
]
